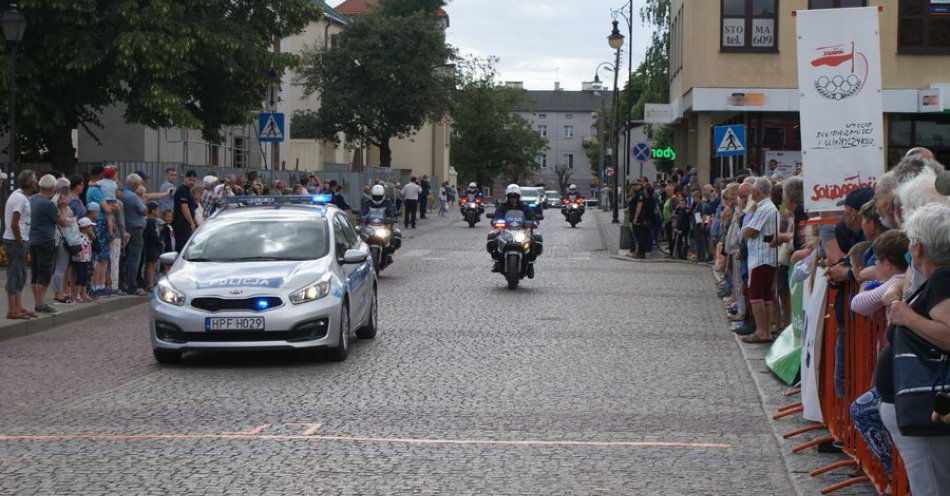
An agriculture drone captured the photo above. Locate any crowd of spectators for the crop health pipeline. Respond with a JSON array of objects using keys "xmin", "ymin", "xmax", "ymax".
[{"xmin": 656, "ymin": 148, "xmax": 949, "ymax": 494}]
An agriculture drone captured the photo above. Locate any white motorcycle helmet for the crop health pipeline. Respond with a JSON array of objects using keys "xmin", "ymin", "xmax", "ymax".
[
  {"xmin": 568, "ymin": 184, "xmax": 577, "ymax": 194},
  {"xmin": 468, "ymin": 182, "xmax": 477, "ymax": 192},
  {"xmin": 370, "ymin": 184, "xmax": 385, "ymax": 205},
  {"xmin": 505, "ymin": 184, "xmax": 521, "ymax": 202}
]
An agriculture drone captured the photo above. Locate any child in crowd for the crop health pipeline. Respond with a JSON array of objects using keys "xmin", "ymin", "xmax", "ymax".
[
  {"xmin": 850, "ymin": 230, "xmax": 909, "ymax": 319},
  {"xmin": 71, "ymin": 217, "xmax": 95, "ymax": 303},
  {"xmin": 159, "ymin": 209, "xmax": 175, "ymax": 275},
  {"xmin": 143, "ymin": 202, "xmax": 163, "ymax": 291}
]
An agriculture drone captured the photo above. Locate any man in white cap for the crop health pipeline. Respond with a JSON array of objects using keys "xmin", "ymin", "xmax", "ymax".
[{"xmin": 200, "ymin": 175, "xmax": 218, "ymax": 218}]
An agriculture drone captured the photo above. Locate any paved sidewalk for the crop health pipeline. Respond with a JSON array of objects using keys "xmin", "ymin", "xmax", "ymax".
[
  {"xmin": 0, "ymin": 269, "xmax": 147, "ymax": 342},
  {"xmin": 593, "ymin": 209, "xmax": 696, "ymax": 264}
]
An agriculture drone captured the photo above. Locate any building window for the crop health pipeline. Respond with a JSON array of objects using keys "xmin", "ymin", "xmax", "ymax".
[
  {"xmin": 233, "ymin": 136, "xmax": 246, "ymax": 168},
  {"xmin": 721, "ymin": 0, "xmax": 779, "ymax": 52},
  {"xmin": 898, "ymin": 0, "xmax": 950, "ymax": 54},
  {"xmin": 563, "ymin": 125, "xmax": 574, "ymax": 138},
  {"xmin": 538, "ymin": 113, "xmax": 547, "ymax": 119},
  {"xmin": 808, "ymin": 0, "xmax": 866, "ymax": 8},
  {"xmin": 538, "ymin": 154, "xmax": 548, "ymax": 169},
  {"xmin": 565, "ymin": 113, "xmax": 573, "ymax": 119},
  {"xmin": 671, "ymin": 5, "xmax": 684, "ymax": 78},
  {"xmin": 537, "ymin": 124, "xmax": 547, "ymax": 137},
  {"xmin": 563, "ymin": 154, "xmax": 574, "ymax": 169}
]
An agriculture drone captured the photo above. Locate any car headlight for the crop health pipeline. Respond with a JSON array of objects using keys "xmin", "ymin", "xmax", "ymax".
[
  {"xmin": 513, "ymin": 231, "xmax": 529, "ymax": 244},
  {"xmin": 156, "ymin": 281, "xmax": 185, "ymax": 306},
  {"xmin": 289, "ymin": 278, "xmax": 331, "ymax": 305}
]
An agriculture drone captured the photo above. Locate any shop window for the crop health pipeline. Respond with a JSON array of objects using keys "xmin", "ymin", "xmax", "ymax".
[
  {"xmin": 721, "ymin": 0, "xmax": 779, "ymax": 52},
  {"xmin": 763, "ymin": 127, "xmax": 785, "ymax": 149},
  {"xmin": 808, "ymin": 0, "xmax": 866, "ymax": 8},
  {"xmin": 899, "ymin": 0, "xmax": 950, "ymax": 54},
  {"xmin": 889, "ymin": 118, "xmax": 913, "ymax": 147},
  {"xmin": 914, "ymin": 119, "xmax": 950, "ymax": 148}
]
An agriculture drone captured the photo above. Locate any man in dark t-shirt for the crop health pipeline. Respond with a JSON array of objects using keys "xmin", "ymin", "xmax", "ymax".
[{"xmin": 172, "ymin": 171, "xmax": 198, "ymax": 252}]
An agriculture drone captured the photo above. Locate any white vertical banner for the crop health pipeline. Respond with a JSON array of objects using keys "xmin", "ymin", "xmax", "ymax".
[
  {"xmin": 796, "ymin": 7, "xmax": 884, "ymax": 213},
  {"xmin": 800, "ymin": 264, "xmax": 827, "ymax": 423}
]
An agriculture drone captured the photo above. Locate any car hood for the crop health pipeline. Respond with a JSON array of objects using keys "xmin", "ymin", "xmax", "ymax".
[{"xmin": 166, "ymin": 258, "xmax": 331, "ymax": 294}]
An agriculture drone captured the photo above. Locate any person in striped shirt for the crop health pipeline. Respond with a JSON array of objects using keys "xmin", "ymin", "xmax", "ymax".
[
  {"xmin": 741, "ymin": 177, "xmax": 778, "ymax": 344},
  {"xmin": 851, "ymin": 230, "xmax": 909, "ymax": 320}
]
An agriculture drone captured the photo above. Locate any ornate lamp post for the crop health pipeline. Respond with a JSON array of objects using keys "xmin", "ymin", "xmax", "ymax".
[
  {"xmin": 607, "ymin": 20, "xmax": 624, "ymax": 224},
  {"xmin": 1, "ymin": 4, "xmax": 26, "ymax": 192}
]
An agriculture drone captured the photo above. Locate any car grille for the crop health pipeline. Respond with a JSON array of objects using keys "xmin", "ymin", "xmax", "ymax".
[
  {"xmin": 155, "ymin": 319, "xmax": 329, "ymax": 343},
  {"xmin": 190, "ymin": 297, "xmax": 283, "ymax": 312}
]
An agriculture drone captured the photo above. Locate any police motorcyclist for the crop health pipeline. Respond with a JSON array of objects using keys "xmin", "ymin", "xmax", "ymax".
[
  {"xmin": 487, "ymin": 184, "xmax": 543, "ymax": 274},
  {"xmin": 360, "ymin": 184, "xmax": 397, "ymax": 220},
  {"xmin": 561, "ymin": 183, "xmax": 585, "ymax": 220},
  {"xmin": 360, "ymin": 185, "xmax": 401, "ymax": 262}
]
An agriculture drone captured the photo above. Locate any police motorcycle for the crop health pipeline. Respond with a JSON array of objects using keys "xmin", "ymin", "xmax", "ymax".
[
  {"xmin": 357, "ymin": 185, "xmax": 401, "ymax": 275},
  {"xmin": 561, "ymin": 184, "xmax": 585, "ymax": 228},
  {"xmin": 486, "ymin": 185, "xmax": 543, "ymax": 290},
  {"xmin": 459, "ymin": 182, "xmax": 484, "ymax": 228}
]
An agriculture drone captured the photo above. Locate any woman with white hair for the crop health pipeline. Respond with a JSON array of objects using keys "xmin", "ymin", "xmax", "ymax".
[
  {"xmin": 51, "ymin": 177, "xmax": 80, "ymax": 304},
  {"xmin": 875, "ymin": 203, "xmax": 950, "ymax": 495}
]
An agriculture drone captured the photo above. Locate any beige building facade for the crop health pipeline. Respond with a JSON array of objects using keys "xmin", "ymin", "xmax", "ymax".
[
  {"xmin": 282, "ymin": 1, "xmax": 452, "ymax": 186},
  {"xmin": 662, "ymin": 0, "xmax": 950, "ymax": 184}
]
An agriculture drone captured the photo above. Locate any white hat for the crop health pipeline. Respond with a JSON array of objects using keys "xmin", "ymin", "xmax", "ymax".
[
  {"xmin": 203, "ymin": 175, "xmax": 218, "ymax": 187},
  {"xmin": 78, "ymin": 217, "xmax": 95, "ymax": 228}
]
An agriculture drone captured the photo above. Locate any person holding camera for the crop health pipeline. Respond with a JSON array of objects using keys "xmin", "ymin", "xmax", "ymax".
[{"xmin": 741, "ymin": 177, "xmax": 778, "ymax": 344}]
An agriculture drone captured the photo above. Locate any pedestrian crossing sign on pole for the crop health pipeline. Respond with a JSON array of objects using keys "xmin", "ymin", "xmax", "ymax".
[
  {"xmin": 714, "ymin": 125, "xmax": 745, "ymax": 157},
  {"xmin": 258, "ymin": 112, "xmax": 285, "ymax": 143}
]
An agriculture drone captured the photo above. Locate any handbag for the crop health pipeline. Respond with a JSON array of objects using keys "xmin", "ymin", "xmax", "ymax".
[
  {"xmin": 58, "ymin": 227, "xmax": 81, "ymax": 258},
  {"xmin": 892, "ymin": 283, "xmax": 950, "ymax": 436}
]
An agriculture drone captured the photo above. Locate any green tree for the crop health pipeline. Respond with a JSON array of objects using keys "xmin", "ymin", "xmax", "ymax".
[
  {"xmin": 634, "ymin": 0, "xmax": 674, "ymax": 171},
  {"xmin": 297, "ymin": 0, "xmax": 457, "ymax": 167},
  {"xmin": 2, "ymin": 0, "xmax": 320, "ymax": 170},
  {"xmin": 450, "ymin": 57, "xmax": 547, "ymax": 187}
]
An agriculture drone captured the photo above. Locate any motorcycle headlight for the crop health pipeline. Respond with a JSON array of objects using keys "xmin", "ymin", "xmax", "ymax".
[
  {"xmin": 376, "ymin": 228, "xmax": 391, "ymax": 241},
  {"xmin": 156, "ymin": 281, "xmax": 185, "ymax": 306},
  {"xmin": 289, "ymin": 278, "xmax": 331, "ymax": 305},
  {"xmin": 513, "ymin": 231, "xmax": 529, "ymax": 244}
]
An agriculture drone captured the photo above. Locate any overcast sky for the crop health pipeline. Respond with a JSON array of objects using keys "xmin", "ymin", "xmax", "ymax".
[{"xmin": 443, "ymin": 0, "xmax": 653, "ymax": 91}]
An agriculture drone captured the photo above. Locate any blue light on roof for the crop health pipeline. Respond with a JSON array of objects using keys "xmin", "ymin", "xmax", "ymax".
[{"xmin": 312, "ymin": 194, "xmax": 333, "ymax": 204}]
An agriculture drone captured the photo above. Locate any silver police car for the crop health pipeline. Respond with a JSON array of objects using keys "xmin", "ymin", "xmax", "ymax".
[{"xmin": 150, "ymin": 196, "xmax": 377, "ymax": 363}]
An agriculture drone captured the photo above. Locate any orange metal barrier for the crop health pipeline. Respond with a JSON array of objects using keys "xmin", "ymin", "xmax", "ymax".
[{"xmin": 803, "ymin": 282, "xmax": 909, "ymax": 495}]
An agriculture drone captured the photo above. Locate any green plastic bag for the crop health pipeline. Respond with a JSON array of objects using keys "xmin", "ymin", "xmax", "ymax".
[{"xmin": 765, "ymin": 273, "xmax": 804, "ymax": 385}]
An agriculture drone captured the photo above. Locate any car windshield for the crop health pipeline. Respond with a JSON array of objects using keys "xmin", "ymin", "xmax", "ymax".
[
  {"xmin": 521, "ymin": 188, "xmax": 541, "ymax": 200},
  {"xmin": 545, "ymin": 191, "xmax": 558, "ymax": 198},
  {"xmin": 184, "ymin": 218, "xmax": 328, "ymax": 262}
]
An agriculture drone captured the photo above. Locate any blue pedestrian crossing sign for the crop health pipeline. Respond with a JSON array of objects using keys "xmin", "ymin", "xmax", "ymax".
[
  {"xmin": 258, "ymin": 112, "xmax": 285, "ymax": 143},
  {"xmin": 632, "ymin": 142, "xmax": 651, "ymax": 162},
  {"xmin": 714, "ymin": 125, "xmax": 745, "ymax": 157}
]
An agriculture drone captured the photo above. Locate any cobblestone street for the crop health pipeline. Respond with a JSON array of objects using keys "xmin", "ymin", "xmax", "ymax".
[{"xmin": 1, "ymin": 211, "xmax": 796, "ymax": 495}]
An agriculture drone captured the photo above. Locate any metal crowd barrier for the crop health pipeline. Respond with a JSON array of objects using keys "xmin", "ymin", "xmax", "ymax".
[{"xmin": 778, "ymin": 281, "xmax": 910, "ymax": 495}]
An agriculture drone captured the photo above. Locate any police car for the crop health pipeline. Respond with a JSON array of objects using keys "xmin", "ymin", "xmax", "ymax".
[{"xmin": 150, "ymin": 195, "xmax": 377, "ymax": 363}]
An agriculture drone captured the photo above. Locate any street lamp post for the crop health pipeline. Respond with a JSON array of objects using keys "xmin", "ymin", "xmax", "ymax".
[
  {"xmin": 612, "ymin": 1, "xmax": 634, "ymax": 189},
  {"xmin": 592, "ymin": 62, "xmax": 614, "ymax": 199},
  {"xmin": 1, "ymin": 4, "xmax": 26, "ymax": 193},
  {"xmin": 607, "ymin": 20, "xmax": 624, "ymax": 224}
]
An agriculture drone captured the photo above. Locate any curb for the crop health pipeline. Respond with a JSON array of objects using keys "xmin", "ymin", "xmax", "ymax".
[
  {"xmin": 608, "ymin": 254, "xmax": 715, "ymax": 266},
  {"xmin": 732, "ymin": 326, "xmax": 810, "ymax": 496},
  {"xmin": 0, "ymin": 296, "xmax": 147, "ymax": 343}
]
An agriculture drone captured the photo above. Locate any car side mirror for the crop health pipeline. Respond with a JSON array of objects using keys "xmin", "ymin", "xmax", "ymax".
[
  {"xmin": 159, "ymin": 252, "xmax": 178, "ymax": 266},
  {"xmin": 342, "ymin": 249, "xmax": 368, "ymax": 264}
]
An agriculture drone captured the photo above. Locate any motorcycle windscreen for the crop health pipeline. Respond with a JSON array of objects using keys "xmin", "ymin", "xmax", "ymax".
[
  {"xmin": 367, "ymin": 208, "xmax": 387, "ymax": 222},
  {"xmin": 504, "ymin": 210, "xmax": 526, "ymax": 226}
]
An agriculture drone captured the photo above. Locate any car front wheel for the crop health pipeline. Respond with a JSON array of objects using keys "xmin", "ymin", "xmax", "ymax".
[
  {"xmin": 327, "ymin": 302, "xmax": 350, "ymax": 362},
  {"xmin": 153, "ymin": 348, "xmax": 182, "ymax": 364}
]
